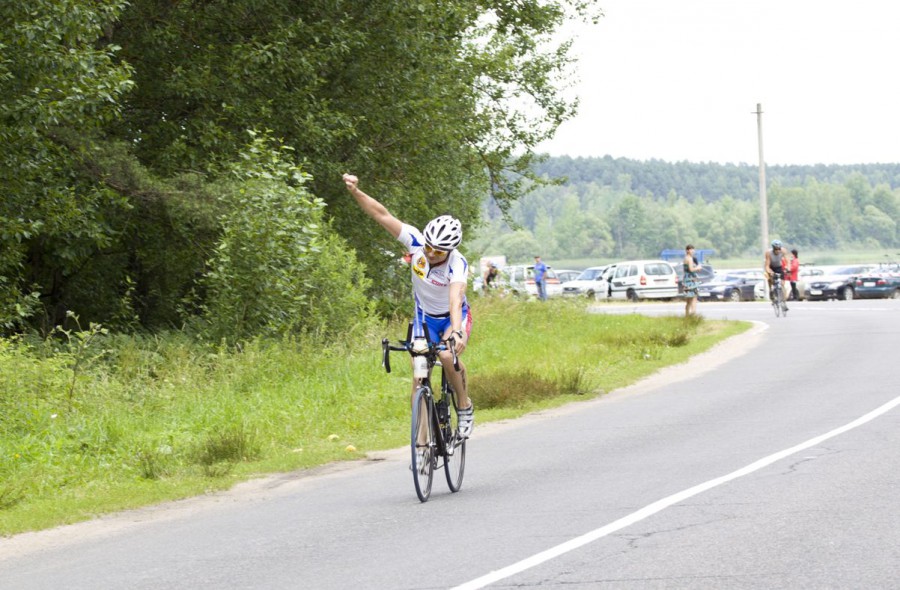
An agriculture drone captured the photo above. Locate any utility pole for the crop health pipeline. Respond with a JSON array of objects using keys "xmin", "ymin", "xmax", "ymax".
[{"xmin": 754, "ymin": 103, "xmax": 769, "ymax": 251}]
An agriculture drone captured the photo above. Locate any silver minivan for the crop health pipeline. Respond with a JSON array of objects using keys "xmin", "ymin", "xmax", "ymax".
[{"xmin": 609, "ymin": 260, "xmax": 679, "ymax": 301}]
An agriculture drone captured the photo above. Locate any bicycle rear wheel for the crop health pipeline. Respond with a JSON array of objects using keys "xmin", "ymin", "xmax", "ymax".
[
  {"xmin": 442, "ymin": 396, "xmax": 466, "ymax": 492},
  {"xmin": 411, "ymin": 387, "xmax": 435, "ymax": 502}
]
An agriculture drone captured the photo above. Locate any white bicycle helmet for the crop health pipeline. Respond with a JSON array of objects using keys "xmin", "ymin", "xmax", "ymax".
[
  {"xmin": 423, "ymin": 215, "xmax": 462, "ymax": 250},
  {"xmin": 771, "ymin": 239, "xmax": 783, "ymax": 248}
]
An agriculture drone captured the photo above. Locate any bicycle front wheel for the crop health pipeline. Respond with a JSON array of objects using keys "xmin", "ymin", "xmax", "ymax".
[
  {"xmin": 411, "ymin": 387, "xmax": 435, "ymax": 502},
  {"xmin": 443, "ymin": 390, "xmax": 466, "ymax": 493}
]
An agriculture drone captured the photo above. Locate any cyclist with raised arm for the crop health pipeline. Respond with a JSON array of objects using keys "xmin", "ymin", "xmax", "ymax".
[
  {"xmin": 764, "ymin": 239, "xmax": 789, "ymax": 308},
  {"xmin": 343, "ymin": 174, "xmax": 474, "ymax": 438}
]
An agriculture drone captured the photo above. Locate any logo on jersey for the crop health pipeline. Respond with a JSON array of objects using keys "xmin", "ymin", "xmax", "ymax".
[{"xmin": 413, "ymin": 255, "xmax": 427, "ymax": 279}]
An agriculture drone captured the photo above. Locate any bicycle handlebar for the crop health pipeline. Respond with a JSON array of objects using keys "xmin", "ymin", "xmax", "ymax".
[{"xmin": 381, "ymin": 337, "xmax": 460, "ymax": 374}]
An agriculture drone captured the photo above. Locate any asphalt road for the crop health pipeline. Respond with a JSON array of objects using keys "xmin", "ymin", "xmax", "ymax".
[{"xmin": 2, "ymin": 299, "xmax": 899, "ymax": 589}]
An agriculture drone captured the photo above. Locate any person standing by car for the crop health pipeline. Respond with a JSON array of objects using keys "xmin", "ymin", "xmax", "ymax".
[
  {"xmin": 343, "ymin": 173, "xmax": 474, "ymax": 438},
  {"xmin": 483, "ymin": 262, "xmax": 499, "ymax": 292},
  {"xmin": 682, "ymin": 245, "xmax": 702, "ymax": 316},
  {"xmin": 764, "ymin": 239, "xmax": 789, "ymax": 308},
  {"xmin": 787, "ymin": 249, "xmax": 800, "ymax": 301},
  {"xmin": 533, "ymin": 255, "xmax": 548, "ymax": 301}
]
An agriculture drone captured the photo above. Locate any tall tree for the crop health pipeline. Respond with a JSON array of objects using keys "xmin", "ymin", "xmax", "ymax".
[
  {"xmin": 108, "ymin": 0, "xmax": 598, "ymax": 287},
  {"xmin": 0, "ymin": 0, "xmax": 134, "ymax": 329},
  {"xmin": 2, "ymin": 1, "xmax": 597, "ymax": 332}
]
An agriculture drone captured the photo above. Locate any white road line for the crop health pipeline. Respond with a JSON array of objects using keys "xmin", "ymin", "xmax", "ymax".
[{"xmin": 452, "ymin": 394, "xmax": 900, "ymax": 590}]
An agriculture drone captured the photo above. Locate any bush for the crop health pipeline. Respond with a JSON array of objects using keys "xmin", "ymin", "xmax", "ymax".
[{"xmin": 201, "ymin": 132, "xmax": 373, "ymax": 342}]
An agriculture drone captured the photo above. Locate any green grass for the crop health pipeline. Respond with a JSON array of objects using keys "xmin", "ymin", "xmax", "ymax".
[{"xmin": 0, "ymin": 299, "xmax": 749, "ymax": 535}]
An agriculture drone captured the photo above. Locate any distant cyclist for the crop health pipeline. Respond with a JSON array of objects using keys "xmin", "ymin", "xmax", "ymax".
[
  {"xmin": 343, "ymin": 174, "xmax": 474, "ymax": 437},
  {"xmin": 764, "ymin": 239, "xmax": 789, "ymax": 307}
]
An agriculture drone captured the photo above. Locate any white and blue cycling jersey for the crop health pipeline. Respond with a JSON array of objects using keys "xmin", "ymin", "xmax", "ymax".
[{"xmin": 397, "ymin": 223, "xmax": 471, "ymax": 342}]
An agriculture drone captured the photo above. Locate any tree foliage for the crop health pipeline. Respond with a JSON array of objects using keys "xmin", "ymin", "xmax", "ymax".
[
  {"xmin": 472, "ymin": 157, "xmax": 900, "ymax": 262},
  {"xmin": 0, "ymin": 1, "xmax": 133, "ymax": 330},
  {"xmin": 1, "ymin": 0, "xmax": 596, "ymax": 337},
  {"xmin": 201, "ymin": 133, "xmax": 372, "ymax": 342}
]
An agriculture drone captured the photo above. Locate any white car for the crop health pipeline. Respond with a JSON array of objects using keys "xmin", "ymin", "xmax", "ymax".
[
  {"xmin": 503, "ymin": 264, "xmax": 563, "ymax": 298},
  {"xmin": 561, "ymin": 266, "xmax": 610, "ymax": 300},
  {"xmin": 746, "ymin": 266, "xmax": 825, "ymax": 300},
  {"xmin": 608, "ymin": 260, "xmax": 679, "ymax": 301},
  {"xmin": 555, "ymin": 269, "xmax": 582, "ymax": 284}
]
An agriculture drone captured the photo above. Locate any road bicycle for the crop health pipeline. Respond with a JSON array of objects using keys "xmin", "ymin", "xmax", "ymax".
[
  {"xmin": 382, "ymin": 324, "xmax": 466, "ymax": 502},
  {"xmin": 771, "ymin": 272, "xmax": 788, "ymax": 317}
]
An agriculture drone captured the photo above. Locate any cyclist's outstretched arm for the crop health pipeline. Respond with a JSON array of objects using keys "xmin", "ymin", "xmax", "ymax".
[{"xmin": 343, "ymin": 174, "xmax": 402, "ymax": 238}]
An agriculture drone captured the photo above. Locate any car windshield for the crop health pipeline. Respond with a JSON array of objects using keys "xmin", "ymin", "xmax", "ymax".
[
  {"xmin": 834, "ymin": 266, "xmax": 866, "ymax": 275},
  {"xmin": 577, "ymin": 268, "xmax": 603, "ymax": 280}
]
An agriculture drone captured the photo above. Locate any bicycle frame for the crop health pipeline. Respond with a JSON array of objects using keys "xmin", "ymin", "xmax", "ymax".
[
  {"xmin": 771, "ymin": 272, "xmax": 787, "ymax": 317},
  {"xmin": 382, "ymin": 323, "xmax": 460, "ymax": 449},
  {"xmin": 382, "ymin": 323, "xmax": 465, "ymax": 501}
]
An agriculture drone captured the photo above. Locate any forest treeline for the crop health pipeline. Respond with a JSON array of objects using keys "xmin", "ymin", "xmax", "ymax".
[
  {"xmin": 470, "ymin": 156, "xmax": 900, "ymax": 262},
  {"xmin": 0, "ymin": 0, "xmax": 597, "ymax": 338}
]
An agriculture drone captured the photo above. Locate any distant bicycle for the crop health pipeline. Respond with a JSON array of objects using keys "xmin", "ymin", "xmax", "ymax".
[
  {"xmin": 771, "ymin": 271, "xmax": 788, "ymax": 317},
  {"xmin": 382, "ymin": 324, "xmax": 466, "ymax": 502}
]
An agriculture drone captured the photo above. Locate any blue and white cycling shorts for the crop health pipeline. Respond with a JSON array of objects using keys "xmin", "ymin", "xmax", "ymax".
[{"xmin": 415, "ymin": 304, "xmax": 472, "ymax": 344}]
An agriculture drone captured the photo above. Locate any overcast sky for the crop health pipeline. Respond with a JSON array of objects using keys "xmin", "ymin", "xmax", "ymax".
[{"xmin": 538, "ymin": 0, "xmax": 900, "ymax": 165}]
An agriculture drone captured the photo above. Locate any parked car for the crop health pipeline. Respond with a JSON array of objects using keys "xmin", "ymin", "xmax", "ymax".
[
  {"xmin": 806, "ymin": 265, "xmax": 876, "ymax": 301},
  {"xmin": 854, "ymin": 271, "xmax": 900, "ymax": 299},
  {"xmin": 561, "ymin": 266, "xmax": 610, "ymax": 299},
  {"xmin": 608, "ymin": 260, "xmax": 679, "ymax": 301},
  {"xmin": 790, "ymin": 266, "xmax": 825, "ymax": 300},
  {"xmin": 749, "ymin": 266, "xmax": 826, "ymax": 300},
  {"xmin": 503, "ymin": 264, "xmax": 563, "ymax": 298},
  {"xmin": 697, "ymin": 274, "xmax": 764, "ymax": 302},
  {"xmin": 601, "ymin": 264, "xmax": 617, "ymax": 298},
  {"xmin": 555, "ymin": 269, "xmax": 582, "ymax": 284},
  {"xmin": 674, "ymin": 262, "xmax": 716, "ymax": 293}
]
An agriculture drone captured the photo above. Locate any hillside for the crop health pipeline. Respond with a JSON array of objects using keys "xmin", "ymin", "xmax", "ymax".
[{"xmin": 534, "ymin": 156, "xmax": 900, "ymax": 202}]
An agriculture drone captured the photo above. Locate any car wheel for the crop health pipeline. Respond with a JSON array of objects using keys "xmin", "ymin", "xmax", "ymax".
[
  {"xmin": 627, "ymin": 289, "xmax": 639, "ymax": 302},
  {"xmin": 728, "ymin": 289, "xmax": 742, "ymax": 302},
  {"xmin": 892, "ymin": 289, "xmax": 900, "ymax": 300},
  {"xmin": 586, "ymin": 290, "xmax": 595, "ymax": 299},
  {"xmin": 840, "ymin": 285, "xmax": 854, "ymax": 300}
]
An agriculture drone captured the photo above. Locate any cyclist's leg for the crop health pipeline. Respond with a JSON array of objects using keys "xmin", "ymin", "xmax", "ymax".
[
  {"xmin": 411, "ymin": 378, "xmax": 429, "ymax": 445},
  {"xmin": 427, "ymin": 311, "xmax": 472, "ymax": 411},
  {"xmin": 438, "ymin": 312, "xmax": 474, "ymax": 436},
  {"xmin": 411, "ymin": 386, "xmax": 434, "ymax": 501}
]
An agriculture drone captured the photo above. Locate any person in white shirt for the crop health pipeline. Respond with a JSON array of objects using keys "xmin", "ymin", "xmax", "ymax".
[{"xmin": 343, "ymin": 174, "xmax": 474, "ymax": 438}]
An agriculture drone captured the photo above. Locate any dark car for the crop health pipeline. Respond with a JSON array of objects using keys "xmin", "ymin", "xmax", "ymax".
[
  {"xmin": 674, "ymin": 264, "xmax": 716, "ymax": 294},
  {"xmin": 697, "ymin": 274, "xmax": 763, "ymax": 302},
  {"xmin": 854, "ymin": 271, "xmax": 900, "ymax": 299},
  {"xmin": 805, "ymin": 265, "xmax": 876, "ymax": 301}
]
